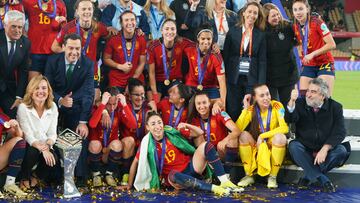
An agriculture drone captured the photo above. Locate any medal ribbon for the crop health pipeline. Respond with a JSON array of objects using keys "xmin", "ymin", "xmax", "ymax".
[
  {"xmin": 0, "ymin": 117, "xmax": 7, "ymax": 126},
  {"xmin": 200, "ymin": 116, "xmax": 211, "ymax": 142},
  {"xmin": 76, "ymin": 21, "xmax": 93, "ymax": 56},
  {"xmin": 240, "ymin": 27, "xmax": 253, "ymax": 57},
  {"xmin": 103, "ymin": 111, "xmax": 114, "ymax": 147},
  {"xmin": 298, "ymin": 20, "xmax": 309, "ymax": 56},
  {"xmin": 121, "ymin": 31, "xmax": 136, "ymax": 63},
  {"xmin": 255, "ymin": 105, "xmax": 272, "ymax": 134},
  {"xmin": 197, "ymin": 48, "xmax": 211, "ymax": 87},
  {"xmin": 161, "ymin": 43, "xmax": 174, "ymax": 81},
  {"xmin": 0, "ymin": 4, "xmax": 9, "ymax": 30},
  {"xmin": 168, "ymin": 104, "xmax": 184, "ymax": 127},
  {"xmin": 150, "ymin": 6, "xmax": 165, "ymax": 31},
  {"xmin": 38, "ymin": 0, "xmax": 57, "ymax": 18},
  {"xmin": 131, "ymin": 103, "xmax": 145, "ymax": 139},
  {"xmin": 154, "ymin": 137, "xmax": 166, "ymax": 176}
]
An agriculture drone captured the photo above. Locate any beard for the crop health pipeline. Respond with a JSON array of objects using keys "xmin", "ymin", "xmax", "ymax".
[{"xmin": 306, "ymin": 97, "xmax": 323, "ymax": 108}]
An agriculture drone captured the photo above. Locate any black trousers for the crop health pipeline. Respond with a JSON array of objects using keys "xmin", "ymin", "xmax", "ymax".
[
  {"xmin": 0, "ymin": 89, "xmax": 16, "ymax": 118},
  {"xmin": 20, "ymin": 145, "xmax": 59, "ymax": 181},
  {"xmin": 226, "ymin": 81, "xmax": 247, "ymax": 121},
  {"xmin": 268, "ymin": 84, "xmax": 295, "ymax": 107}
]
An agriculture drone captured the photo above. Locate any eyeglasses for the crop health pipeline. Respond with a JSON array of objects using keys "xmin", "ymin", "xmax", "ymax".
[{"xmin": 131, "ymin": 93, "xmax": 145, "ymax": 98}]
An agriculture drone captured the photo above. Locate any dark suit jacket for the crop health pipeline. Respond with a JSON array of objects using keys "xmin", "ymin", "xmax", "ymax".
[
  {"xmin": 223, "ymin": 26, "xmax": 267, "ymax": 93},
  {"xmin": 44, "ymin": 53, "xmax": 94, "ymax": 122},
  {"xmin": 0, "ymin": 30, "xmax": 30, "ymax": 98},
  {"xmin": 187, "ymin": 8, "xmax": 238, "ymax": 43},
  {"xmin": 285, "ymin": 98, "xmax": 346, "ymax": 151}
]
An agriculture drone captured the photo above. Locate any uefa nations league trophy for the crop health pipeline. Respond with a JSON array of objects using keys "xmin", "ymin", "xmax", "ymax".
[{"xmin": 56, "ymin": 128, "xmax": 83, "ymax": 198}]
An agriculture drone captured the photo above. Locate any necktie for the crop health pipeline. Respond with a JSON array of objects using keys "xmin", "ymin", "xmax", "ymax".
[
  {"xmin": 66, "ymin": 64, "xmax": 74, "ymax": 81},
  {"xmin": 8, "ymin": 41, "xmax": 15, "ymax": 65}
]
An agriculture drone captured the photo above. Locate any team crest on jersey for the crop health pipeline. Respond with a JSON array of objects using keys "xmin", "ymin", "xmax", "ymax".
[
  {"xmin": 221, "ymin": 111, "xmax": 231, "ymax": 121},
  {"xmin": 273, "ymin": 102, "xmax": 282, "ymax": 110},
  {"xmin": 320, "ymin": 23, "xmax": 329, "ymax": 35}
]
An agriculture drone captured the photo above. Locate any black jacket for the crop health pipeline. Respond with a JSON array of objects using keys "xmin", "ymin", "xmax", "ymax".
[
  {"xmin": 285, "ymin": 98, "xmax": 346, "ymax": 151},
  {"xmin": 44, "ymin": 53, "xmax": 94, "ymax": 122},
  {"xmin": 223, "ymin": 26, "xmax": 267, "ymax": 93},
  {"xmin": 265, "ymin": 23, "xmax": 299, "ymax": 87},
  {"xmin": 0, "ymin": 30, "xmax": 30, "ymax": 98}
]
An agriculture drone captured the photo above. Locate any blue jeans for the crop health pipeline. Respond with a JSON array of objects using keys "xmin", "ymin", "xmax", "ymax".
[{"xmin": 288, "ymin": 140, "xmax": 347, "ymax": 182}]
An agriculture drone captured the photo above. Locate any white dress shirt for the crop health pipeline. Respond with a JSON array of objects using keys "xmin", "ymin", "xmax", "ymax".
[
  {"xmin": 17, "ymin": 102, "xmax": 59, "ymax": 146},
  {"xmin": 5, "ymin": 34, "xmax": 16, "ymax": 54}
]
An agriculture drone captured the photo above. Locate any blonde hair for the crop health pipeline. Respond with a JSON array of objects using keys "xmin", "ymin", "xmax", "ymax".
[
  {"xmin": 23, "ymin": 75, "xmax": 54, "ymax": 109},
  {"xmin": 205, "ymin": 0, "xmax": 231, "ymax": 20},
  {"xmin": 143, "ymin": 0, "xmax": 175, "ymax": 20},
  {"xmin": 237, "ymin": 1, "xmax": 265, "ymax": 31}
]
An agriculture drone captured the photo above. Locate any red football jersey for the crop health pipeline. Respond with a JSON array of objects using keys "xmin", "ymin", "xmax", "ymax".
[
  {"xmin": 293, "ymin": 16, "xmax": 334, "ymax": 66},
  {"xmin": 56, "ymin": 19, "xmax": 109, "ymax": 75},
  {"xmin": 148, "ymin": 37, "xmax": 193, "ymax": 82},
  {"xmin": 104, "ymin": 33, "xmax": 147, "ymax": 88},
  {"xmin": 191, "ymin": 111, "xmax": 231, "ymax": 147},
  {"xmin": 0, "ymin": 110, "xmax": 10, "ymax": 140},
  {"xmin": 119, "ymin": 102, "xmax": 149, "ymax": 146},
  {"xmin": 183, "ymin": 45, "xmax": 225, "ymax": 88},
  {"xmin": 89, "ymin": 103, "xmax": 137, "ymax": 146},
  {"xmin": 157, "ymin": 98, "xmax": 187, "ymax": 128},
  {"xmin": 24, "ymin": 0, "xmax": 67, "ymax": 54}
]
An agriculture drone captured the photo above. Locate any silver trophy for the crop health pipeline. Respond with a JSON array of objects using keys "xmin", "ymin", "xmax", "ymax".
[{"xmin": 56, "ymin": 128, "xmax": 83, "ymax": 198}]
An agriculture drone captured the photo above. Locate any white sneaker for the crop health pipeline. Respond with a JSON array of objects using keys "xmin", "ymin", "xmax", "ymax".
[
  {"xmin": 237, "ymin": 176, "xmax": 255, "ymax": 187},
  {"xmin": 267, "ymin": 176, "xmax": 278, "ymax": 188}
]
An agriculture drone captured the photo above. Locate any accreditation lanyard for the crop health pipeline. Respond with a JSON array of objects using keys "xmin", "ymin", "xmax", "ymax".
[
  {"xmin": 103, "ymin": 111, "xmax": 114, "ymax": 147},
  {"xmin": 0, "ymin": 4, "xmax": 9, "ymax": 29},
  {"xmin": 239, "ymin": 28, "xmax": 253, "ymax": 57},
  {"xmin": 121, "ymin": 32, "xmax": 136, "ymax": 63},
  {"xmin": 38, "ymin": 0, "xmax": 57, "ymax": 18},
  {"xmin": 76, "ymin": 21, "xmax": 92, "ymax": 56},
  {"xmin": 150, "ymin": 6, "xmax": 165, "ymax": 31},
  {"xmin": 297, "ymin": 20, "xmax": 309, "ymax": 56},
  {"xmin": 131, "ymin": 103, "xmax": 145, "ymax": 139},
  {"xmin": 197, "ymin": 48, "xmax": 211, "ymax": 86},
  {"xmin": 217, "ymin": 14, "xmax": 225, "ymax": 34},
  {"xmin": 255, "ymin": 106, "xmax": 272, "ymax": 133},
  {"xmin": 200, "ymin": 116, "xmax": 211, "ymax": 142},
  {"xmin": 168, "ymin": 104, "xmax": 184, "ymax": 127},
  {"xmin": 154, "ymin": 137, "xmax": 166, "ymax": 176},
  {"xmin": 161, "ymin": 43, "xmax": 174, "ymax": 81}
]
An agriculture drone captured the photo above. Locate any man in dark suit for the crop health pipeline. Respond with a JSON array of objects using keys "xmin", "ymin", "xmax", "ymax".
[
  {"xmin": 286, "ymin": 78, "xmax": 349, "ymax": 192},
  {"xmin": 0, "ymin": 10, "xmax": 30, "ymax": 118},
  {"xmin": 45, "ymin": 33, "xmax": 94, "ymax": 183}
]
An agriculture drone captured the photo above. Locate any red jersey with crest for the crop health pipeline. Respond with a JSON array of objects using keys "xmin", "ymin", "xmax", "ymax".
[
  {"xmin": 191, "ymin": 111, "xmax": 231, "ymax": 147},
  {"xmin": 183, "ymin": 44, "xmax": 225, "ymax": 88},
  {"xmin": 24, "ymin": 0, "xmax": 67, "ymax": 54},
  {"xmin": 89, "ymin": 103, "xmax": 137, "ymax": 145},
  {"xmin": 119, "ymin": 102, "xmax": 150, "ymax": 146},
  {"xmin": 56, "ymin": 19, "xmax": 109, "ymax": 77},
  {"xmin": 0, "ymin": 3, "xmax": 24, "ymax": 29},
  {"xmin": 157, "ymin": 98, "xmax": 187, "ymax": 128},
  {"xmin": 148, "ymin": 37, "xmax": 193, "ymax": 82},
  {"xmin": 293, "ymin": 15, "xmax": 334, "ymax": 66},
  {"xmin": 104, "ymin": 33, "xmax": 147, "ymax": 88},
  {"xmin": 136, "ymin": 136, "xmax": 191, "ymax": 181}
]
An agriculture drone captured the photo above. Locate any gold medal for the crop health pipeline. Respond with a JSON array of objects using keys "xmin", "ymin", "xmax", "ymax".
[
  {"xmin": 164, "ymin": 79, "xmax": 170, "ymax": 86},
  {"xmin": 42, "ymin": 3, "xmax": 48, "ymax": 10},
  {"xmin": 197, "ymin": 84, "xmax": 203, "ymax": 91},
  {"xmin": 3, "ymin": 121, "xmax": 10, "ymax": 129}
]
